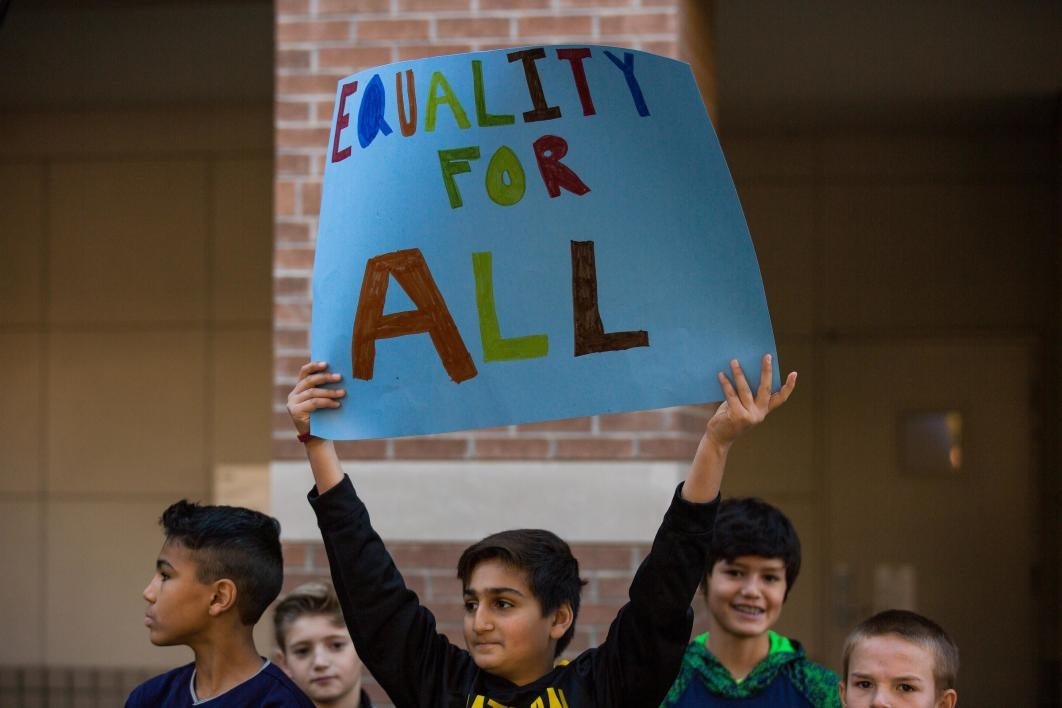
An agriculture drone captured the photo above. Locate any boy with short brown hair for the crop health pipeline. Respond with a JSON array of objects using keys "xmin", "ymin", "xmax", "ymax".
[{"xmin": 840, "ymin": 609, "xmax": 959, "ymax": 708}]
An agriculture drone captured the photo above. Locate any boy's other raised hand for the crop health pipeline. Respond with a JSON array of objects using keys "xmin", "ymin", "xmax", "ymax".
[
  {"xmin": 707, "ymin": 354, "xmax": 797, "ymax": 448},
  {"xmin": 287, "ymin": 362, "xmax": 346, "ymax": 436}
]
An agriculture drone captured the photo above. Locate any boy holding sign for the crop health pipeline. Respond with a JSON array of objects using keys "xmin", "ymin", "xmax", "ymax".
[{"xmin": 287, "ymin": 354, "xmax": 795, "ymax": 707}]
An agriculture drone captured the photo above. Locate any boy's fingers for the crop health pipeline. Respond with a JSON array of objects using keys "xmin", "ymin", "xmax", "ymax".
[
  {"xmin": 298, "ymin": 361, "xmax": 327, "ymax": 377},
  {"xmin": 755, "ymin": 354, "xmax": 774, "ymax": 404},
  {"xmin": 767, "ymin": 371, "xmax": 798, "ymax": 412},
  {"xmin": 730, "ymin": 359, "xmax": 756, "ymax": 409}
]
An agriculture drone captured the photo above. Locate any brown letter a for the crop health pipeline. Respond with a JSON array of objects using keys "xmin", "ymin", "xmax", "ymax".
[
  {"xmin": 571, "ymin": 240, "xmax": 649, "ymax": 356},
  {"xmin": 353, "ymin": 249, "xmax": 477, "ymax": 383}
]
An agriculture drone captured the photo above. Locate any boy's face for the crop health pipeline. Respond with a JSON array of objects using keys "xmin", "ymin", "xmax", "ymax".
[
  {"xmin": 840, "ymin": 634, "xmax": 957, "ymax": 708},
  {"xmin": 462, "ymin": 559, "xmax": 569, "ymax": 686},
  {"xmin": 280, "ymin": 614, "xmax": 363, "ymax": 706},
  {"xmin": 142, "ymin": 540, "xmax": 214, "ymax": 646},
  {"xmin": 704, "ymin": 555, "xmax": 786, "ymax": 640}
]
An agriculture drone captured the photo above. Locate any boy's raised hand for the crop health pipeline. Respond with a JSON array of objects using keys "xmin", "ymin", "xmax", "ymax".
[
  {"xmin": 683, "ymin": 354, "xmax": 797, "ymax": 503},
  {"xmin": 707, "ymin": 354, "xmax": 797, "ymax": 447},
  {"xmin": 287, "ymin": 361, "xmax": 346, "ymax": 436}
]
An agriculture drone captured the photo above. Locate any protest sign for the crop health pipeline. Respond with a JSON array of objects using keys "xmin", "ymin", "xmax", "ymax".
[{"xmin": 310, "ymin": 45, "xmax": 778, "ymax": 440}]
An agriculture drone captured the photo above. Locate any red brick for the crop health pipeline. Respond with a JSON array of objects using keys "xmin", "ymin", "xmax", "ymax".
[
  {"xmin": 277, "ymin": 20, "xmax": 353, "ymax": 44},
  {"xmin": 481, "ymin": 0, "xmax": 549, "ymax": 7},
  {"xmin": 571, "ymin": 544, "xmax": 634, "ymax": 570},
  {"xmin": 390, "ymin": 543, "xmax": 466, "ymax": 570},
  {"xmin": 555, "ymin": 437, "xmax": 634, "ymax": 459},
  {"xmin": 600, "ymin": 11, "xmax": 676, "ymax": 35},
  {"xmin": 276, "ymin": 126, "xmax": 331, "ymax": 149},
  {"xmin": 276, "ymin": 0, "xmax": 310, "ymax": 14},
  {"xmin": 275, "ymin": 245, "xmax": 316, "ymax": 270},
  {"xmin": 559, "ymin": 0, "xmax": 633, "ymax": 6},
  {"xmin": 676, "ymin": 405, "xmax": 713, "ymax": 434},
  {"xmin": 315, "ymin": 100, "xmax": 338, "ymax": 121},
  {"xmin": 282, "ymin": 542, "xmax": 309, "ymax": 569},
  {"xmin": 639, "ymin": 436, "xmax": 700, "ymax": 460},
  {"xmin": 517, "ymin": 15, "xmax": 594, "ymax": 38},
  {"xmin": 273, "ymin": 437, "xmax": 308, "ymax": 459},
  {"xmin": 393, "ymin": 437, "xmax": 469, "ymax": 459},
  {"xmin": 317, "ymin": 46, "xmax": 394, "ymax": 71},
  {"xmin": 273, "ymin": 328, "xmax": 309, "ymax": 352},
  {"xmin": 436, "ymin": 17, "xmax": 511, "ymax": 39},
  {"xmin": 275, "ymin": 180, "xmax": 296, "ymax": 216},
  {"xmin": 333, "ymin": 439, "xmax": 390, "ymax": 459},
  {"xmin": 275, "ymin": 275, "xmax": 311, "ymax": 298},
  {"xmin": 273, "ymin": 410, "xmax": 298, "ymax": 434},
  {"xmin": 300, "ymin": 181, "xmax": 322, "ymax": 215},
  {"xmin": 357, "ymin": 18, "xmax": 431, "ymax": 41},
  {"xmin": 275, "ymin": 154, "xmax": 312, "ymax": 177},
  {"xmin": 275, "ymin": 302, "xmax": 313, "ymax": 325},
  {"xmin": 398, "ymin": 0, "xmax": 471, "ymax": 10},
  {"xmin": 598, "ymin": 410, "xmax": 668, "ymax": 432},
  {"xmin": 396, "ymin": 44, "xmax": 474, "ymax": 61},
  {"xmin": 277, "ymin": 49, "xmax": 312, "ymax": 71},
  {"xmin": 473, "ymin": 437, "xmax": 550, "ymax": 459},
  {"xmin": 275, "ymin": 220, "xmax": 312, "ymax": 243},
  {"xmin": 574, "ymin": 602, "xmax": 622, "ymax": 625},
  {"xmin": 641, "ymin": 39, "xmax": 679, "ymax": 59},
  {"xmin": 564, "ymin": 629, "xmax": 594, "ymax": 654},
  {"xmin": 277, "ymin": 73, "xmax": 344, "ymax": 96},
  {"xmin": 402, "ymin": 573, "xmax": 430, "ymax": 599},
  {"xmin": 596, "ymin": 574, "xmax": 635, "ymax": 601},
  {"xmin": 276, "ymin": 100, "xmax": 311, "ymax": 122},
  {"xmin": 318, "ymin": 0, "xmax": 390, "ymax": 13},
  {"xmin": 276, "ymin": 354, "xmax": 312, "ymax": 378},
  {"xmin": 515, "ymin": 416, "xmax": 592, "ymax": 432}
]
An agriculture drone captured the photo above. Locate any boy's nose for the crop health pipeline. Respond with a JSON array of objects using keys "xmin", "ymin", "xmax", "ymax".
[
  {"xmin": 473, "ymin": 607, "xmax": 494, "ymax": 632},
  {"xmin": 142, "ymin": 578, "xmax": 157, "ymax": 603},
  {"xmin": 869, "ymin": 688, "xmax": 891, "ymax": 707}
]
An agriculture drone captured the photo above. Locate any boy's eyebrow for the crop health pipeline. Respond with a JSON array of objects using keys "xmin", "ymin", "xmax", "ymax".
[
  {"xmin": 850, "ymin": 671, "xmax": 925, "ymax": 682},
  {"xmin": 155, "ymin": 559, "xmax": 175, "ymax": 571},
  {"xmin": 463, "ymin": 586, "xmax": 527, "ymax": 597}
]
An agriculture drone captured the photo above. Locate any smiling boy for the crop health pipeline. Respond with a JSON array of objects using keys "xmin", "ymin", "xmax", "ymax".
[
  {"xmin": 662, "ymin": 498, "xmax": 839, "ymax": 707},
  {"xmin": 274, "ymin": 582, "xmax": 373, "ymax": 708},
  {"xmin": 287, "ymin": 354, "xmax": 796, "ymax": 707},
  {"xmin": 840, "ymin": 609, "xmax": 959, "ymax": 708},
  {"xmin": 127, "ymin": 501, "xmax": 314, "ymax": 707}
]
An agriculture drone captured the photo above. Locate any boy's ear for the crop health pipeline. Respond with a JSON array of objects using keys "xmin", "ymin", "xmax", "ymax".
[
  {"xmin": 936, "ymin": 688, "xmax": 957, "ymax": 708},
  {"xmin": 273, "ymin": 649, "xmax": 292, "ymax": 675},
  {"xmin": 837, "ymin": 681, "xmax": 846, "ymax": 707},
  {"xmin": 207, "ymin": 578, "xmax": 238, "ymax": 617},
  {"xmin": 548, "ymin": 602, "xmax": 574, "ymax": 641}
]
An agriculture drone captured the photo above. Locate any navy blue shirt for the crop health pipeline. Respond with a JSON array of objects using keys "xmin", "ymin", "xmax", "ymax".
[{"xmin": 126, "ymin": 660, "xmax": 314, "ymax": 707}]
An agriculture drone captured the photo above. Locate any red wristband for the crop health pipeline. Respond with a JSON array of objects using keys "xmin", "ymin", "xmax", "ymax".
[{"xmin": 297, "ymin": 431, "xmax": 318, "ymax": 443}]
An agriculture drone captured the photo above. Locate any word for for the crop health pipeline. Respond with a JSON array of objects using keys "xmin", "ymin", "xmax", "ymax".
[
  {"xmin": 438, "ymin": 134, "xmax": 590, "ymax": 209},
  {"xmin": 351, "ymin": 242, "xmax": 649, "ymax": 383},
  {"xmin": 331, "ymin": 47, "xmax": 651, "ymax": 163}
]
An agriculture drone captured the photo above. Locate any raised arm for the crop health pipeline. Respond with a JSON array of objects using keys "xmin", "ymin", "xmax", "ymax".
[
  {"xmin": 286, "ymin": 361, "xmax": 347, "ymax": 493},
  {"xmin": 681, "ymin": 354, "xmax": 798, "ymax": 501}
]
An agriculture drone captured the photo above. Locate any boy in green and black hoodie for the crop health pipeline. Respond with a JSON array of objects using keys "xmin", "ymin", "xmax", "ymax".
[{"xmin": 662, "ymin": 497, "xmax": 839, "ymax": 708}]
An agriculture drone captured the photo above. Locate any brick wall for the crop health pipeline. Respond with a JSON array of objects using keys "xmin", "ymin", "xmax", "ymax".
[
  {"xmin": 273, "ymin": 0, "xmax": 697, "ymax": 462},
  {"xmin": 281, "ymin": 538, "xmax": 711, "ymax": 706}
]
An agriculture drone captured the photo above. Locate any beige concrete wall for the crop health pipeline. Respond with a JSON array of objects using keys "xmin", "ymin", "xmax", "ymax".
[{"xmin": 0, "ymin": 106, "xmax": 274, "ymax": 668}]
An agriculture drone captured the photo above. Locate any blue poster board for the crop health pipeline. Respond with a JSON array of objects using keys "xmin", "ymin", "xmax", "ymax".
[{"xmin": 310, "ymin": 45, "xmax": 778, "ymax": 440}]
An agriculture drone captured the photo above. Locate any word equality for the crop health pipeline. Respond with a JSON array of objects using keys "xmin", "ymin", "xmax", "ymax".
[
  {"xmin": 330, "ymin": 47, "xmax": 652, "ymax": 163},
  {"xmin": 352, "ymin": 242, "xmax": 649, "ymax": 384}
]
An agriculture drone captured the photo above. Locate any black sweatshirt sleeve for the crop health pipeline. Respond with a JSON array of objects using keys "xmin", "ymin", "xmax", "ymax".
[
  {"xmin": 309, "ymin": 476, "xmax": 475, "ymax": 708},
  {"xmin": 590, "ymin": 483, "xmax": 718, "ymax": 708}
]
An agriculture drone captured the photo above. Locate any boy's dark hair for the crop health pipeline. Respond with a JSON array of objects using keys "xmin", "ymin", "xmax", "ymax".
[
  {"xmin": 160, "ymin": 500, "xmax": 283, "ymax": 626},
  {"xmin": 457, "ymin": 529, "xmax": 587, "ymax": 657},
  {"xmin": 842, "ymin": 609, "xmax": 959, "ymax": 693},
  {"xmin": 703, "ymin": 497, "xmax": 801, "ymax": 599},
  {"xmin": 274, "ymin": 581, "xmax": 345, "ymax": 652}
]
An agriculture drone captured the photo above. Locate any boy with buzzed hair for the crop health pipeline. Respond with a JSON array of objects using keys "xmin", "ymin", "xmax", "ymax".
[
  {"xmin": 288, "ymin": 354, "xmax": 796, "ymax": 707},
  {"xmin": 274, "ymin": 581, "xmax": 373, "ymax": 708},
  {"xmin": 662, "ymin": 497, "xmax": 839, "ymax": 707},
  {"xmin": 127, "ymin": 501, "xmax": 314, "ymax": 707},
  {"xmin": 840, "ymin": 609, "xmax": 959, "ymax": 708}
]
